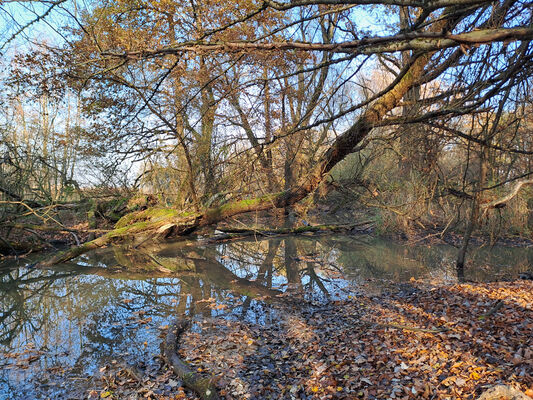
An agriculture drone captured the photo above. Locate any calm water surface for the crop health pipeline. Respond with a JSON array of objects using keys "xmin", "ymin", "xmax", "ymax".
[{"xmin": 0, "ymin": 234, "xmax": 530, "ymax": 399}]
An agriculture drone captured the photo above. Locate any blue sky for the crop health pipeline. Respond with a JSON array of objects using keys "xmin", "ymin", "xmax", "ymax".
[{"xmin": 0, "ymin": 0, "xmax": 74, "ymax": 55}]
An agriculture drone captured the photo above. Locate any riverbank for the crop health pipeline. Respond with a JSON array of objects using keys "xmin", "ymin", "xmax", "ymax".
[
  {"xmin": 97, "ymin": 279, "xmax": 532, "ymax": 400},
  {"xmin": 2, "ymin": 200, "xmax": 533, "ymax": 263}
]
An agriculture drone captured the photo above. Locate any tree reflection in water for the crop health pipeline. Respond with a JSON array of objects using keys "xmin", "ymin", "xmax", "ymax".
[{"xmin": 0, "ymin": 234, "xmax": 529, "ymax": 398}]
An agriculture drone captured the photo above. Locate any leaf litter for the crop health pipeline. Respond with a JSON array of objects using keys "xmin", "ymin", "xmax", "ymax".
[{"xmin": 98, "ymin": 280, "xmax": 532, "ymax": 399}]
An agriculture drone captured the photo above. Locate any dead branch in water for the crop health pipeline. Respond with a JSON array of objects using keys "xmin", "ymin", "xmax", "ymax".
[
  {"xmin": 163, "ymin": 319, "xmax": 220, "ymax": 400},
  {"xmin": 206, "ymin": 221, "xmax": 374, "ymax": 242}
]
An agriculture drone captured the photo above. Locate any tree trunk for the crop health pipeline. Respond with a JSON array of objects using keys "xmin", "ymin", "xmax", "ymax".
[
  {"xmin": 164, "ymin": 319, "xmax": 220, "ymax": 400},
  {"xmin": 456, "ymin": 147, "xmax": 488, "ymax": 281}
]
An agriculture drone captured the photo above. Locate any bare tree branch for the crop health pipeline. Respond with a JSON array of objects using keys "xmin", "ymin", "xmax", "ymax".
[{"xmin": 100, "ymin": 27, "xmax": 533, "ymax": 59}]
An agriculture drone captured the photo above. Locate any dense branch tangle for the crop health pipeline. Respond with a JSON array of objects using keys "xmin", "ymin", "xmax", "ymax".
[
  {"xmin": 35, "ymin": 0, "xmax": 533, "ymax": 264},
  {"xmin": 263, "ymin": 0, "xmax": 499, "ymax": 8}
]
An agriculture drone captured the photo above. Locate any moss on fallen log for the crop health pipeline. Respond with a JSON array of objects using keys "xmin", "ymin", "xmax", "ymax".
[
  {"xmin": 114, "ymin": 207, "xmax": 184, "ymax": 229},
  {"xmin": 39, "ymin": 202, "xmax": 375, "ymax": 267},
  {"xmin": 37, "ymin": 207, "xmax": 200, "ymax": 267}
]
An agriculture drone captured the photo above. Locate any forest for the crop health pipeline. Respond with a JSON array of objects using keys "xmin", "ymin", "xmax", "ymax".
[{"xmin": 0, "ymin": 0, "xmax": 532, "ymax": 399}]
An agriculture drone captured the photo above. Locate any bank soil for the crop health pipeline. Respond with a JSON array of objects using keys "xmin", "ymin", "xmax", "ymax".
[{"xmin": 97, "ymin": 280, "xmax": 532, "ymax": 400}]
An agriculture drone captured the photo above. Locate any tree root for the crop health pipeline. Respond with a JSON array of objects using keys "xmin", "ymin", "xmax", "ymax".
[{"xmin": 163, "ymin": 319, "xmax": 220, "ymax": 400}]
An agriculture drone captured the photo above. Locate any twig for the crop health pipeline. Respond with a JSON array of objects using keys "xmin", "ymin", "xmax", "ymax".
[
  {"xmin": 69, "ymin": 231, "xmax": 80, "ymax": 246},
  {"xmin": 478, "ymin": 300, "xmax": 504, "ymax": 320},
  {"xmin": 363, "ymin": 320, "xmax": 449, "ymax": 333}
]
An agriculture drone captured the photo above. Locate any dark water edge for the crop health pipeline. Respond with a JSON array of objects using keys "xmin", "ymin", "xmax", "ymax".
[{"xmin": 1, "ymin": 234, "xmax": 531, "ymax": 399}]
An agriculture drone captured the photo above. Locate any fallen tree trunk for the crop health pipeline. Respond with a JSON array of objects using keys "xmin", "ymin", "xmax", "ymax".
[
  {"xmin": 4, "ymin": 223, "xmax": 108, "ymax": 234},
  {"xmin": 164, "ymin": 319, "xmax": 220, "ymax": 400},
  {"xmin": 206, "ymin": 221, "xmax": 374, "ymax": 243},
  {"xmin": 37, "ymin": 208, "xmax": 198, "ymax": 267}
]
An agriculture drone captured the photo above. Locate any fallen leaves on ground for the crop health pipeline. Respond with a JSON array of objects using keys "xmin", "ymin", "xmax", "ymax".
[{"xmin": 104, "ymin": 280, "xmax": 532, "ymax": 399}]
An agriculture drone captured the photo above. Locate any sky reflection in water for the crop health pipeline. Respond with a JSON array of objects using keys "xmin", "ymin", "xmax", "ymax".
[{"xmin": 0, "ymin": 234, "xmax": 530, "ymax": 398}]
